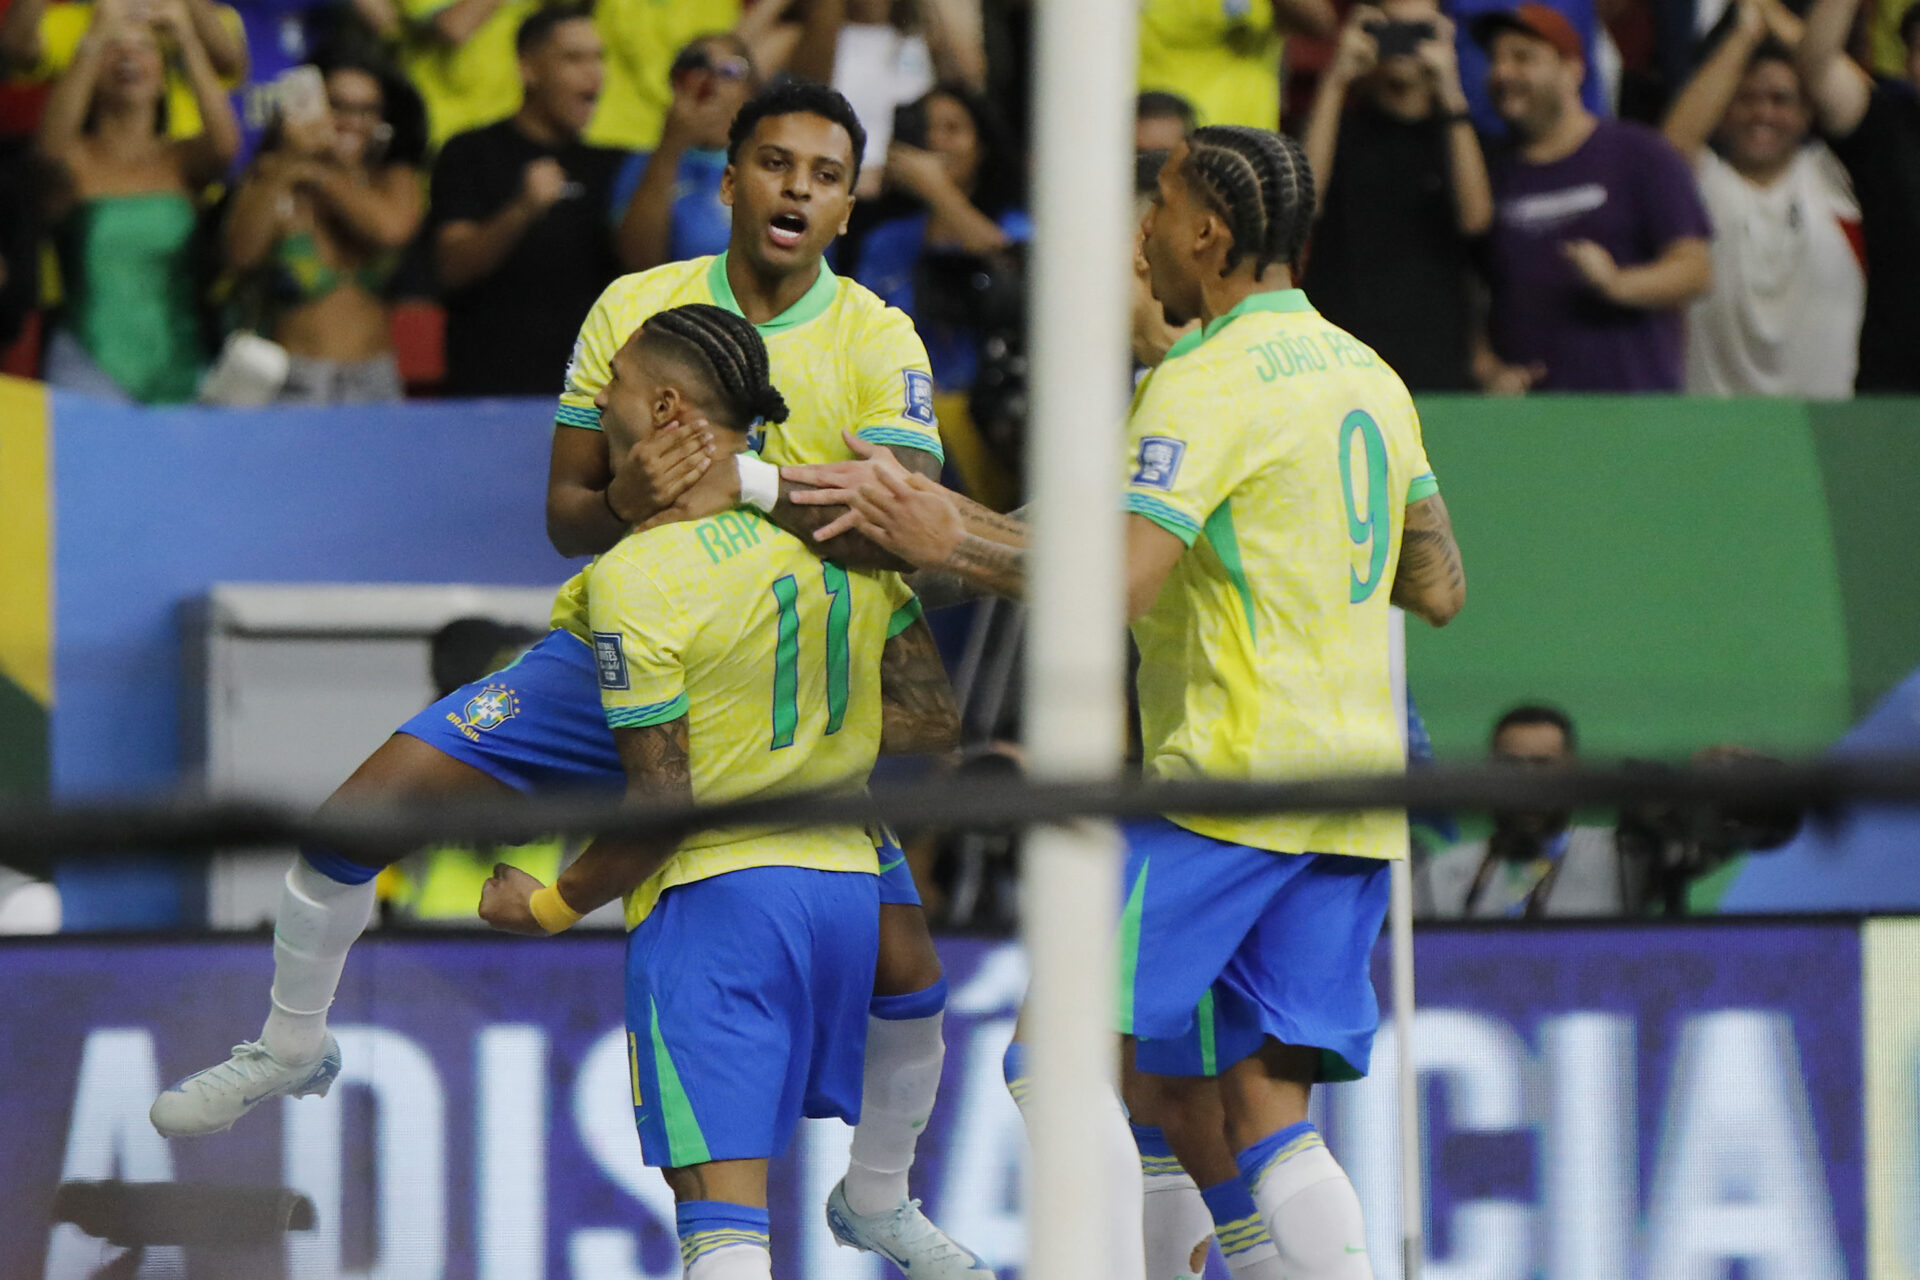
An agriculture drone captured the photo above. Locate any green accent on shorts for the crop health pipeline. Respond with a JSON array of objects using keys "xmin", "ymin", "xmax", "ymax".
[
  {"xmin": 1196, "ymin": 988, "xmax": 1218, "ymax": 1077},
  {"xmin": 1116, "ymin": 858, "xmax": 1147, "ymax": 1034},
  {"xmin": 650, "ymin": 998, "xmax": 711, "ymax": 1167}
]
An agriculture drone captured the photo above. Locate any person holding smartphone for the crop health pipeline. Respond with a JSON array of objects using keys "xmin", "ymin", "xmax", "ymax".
[
  {"xmin": 34, "ymin": 0, "xmax": 239, "ymax": 402},
  {"xmin": 222, "ymin": 58, "xmax": 427, "ymax": 402},
  {"xmin": 849, "ymin": 83, "xmax": 1027, "ymax": 393},
  {"xmin": 613, "ymin": 33, "xmax": 759, "ymax": 272},
  {"xmin": 1300, "ymin": 0, "xmax": 1492, "ymax": 391}
]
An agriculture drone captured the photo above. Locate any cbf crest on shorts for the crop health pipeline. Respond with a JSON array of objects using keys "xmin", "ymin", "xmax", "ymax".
[
  {"xmin": 1133, "ymin": 436, "xmax": 1186, "ymax": 491},
  {"xmin": 903, "ymin": 370, "xmax": 936, "ymax": 426},
  {"xmin": 592, "ymin": 632, "xmax": 631, "ymax": 690},
  {"xmin": 446, "ymin": 683, "xmax": 519, "ymax": 742}
]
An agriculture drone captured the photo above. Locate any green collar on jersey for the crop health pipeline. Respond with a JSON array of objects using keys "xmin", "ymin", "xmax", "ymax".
[
  {"xmin": 1163, "ymin": 287, "xmax": 1315, "ymax": 362},
  {"xmin": 707, "ymin": 252, "xmax": 839, "ymax": 334}
]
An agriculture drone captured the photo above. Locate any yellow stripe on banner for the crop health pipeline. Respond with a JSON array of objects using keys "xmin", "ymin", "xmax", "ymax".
[{"xmin": 0, "ymin": 376, "xmax": 51, "ymax": 707}]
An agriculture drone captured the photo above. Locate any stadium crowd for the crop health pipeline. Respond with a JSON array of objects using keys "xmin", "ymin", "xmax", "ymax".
[{"xmin": 0, "ymin": 0, "xmax": 1912, "ymax": 414}]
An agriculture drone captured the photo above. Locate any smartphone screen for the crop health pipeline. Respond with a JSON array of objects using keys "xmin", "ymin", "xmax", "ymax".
[{"xmin": 277, "ymin": 65, "xmax": 327, "ymax": 127}]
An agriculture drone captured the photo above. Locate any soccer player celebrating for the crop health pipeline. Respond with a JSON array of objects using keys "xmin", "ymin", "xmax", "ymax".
[
  {"xmin": 152, "ymin": 82, "xmax": 986, "ymax": 1278},
  {"xmin": 475, "ymin": 304, "xmax": 957, "ymax": 1280},
  {"xmin": 786, "ymin": 126, "xmax": 1467, "ymax": 1280}
]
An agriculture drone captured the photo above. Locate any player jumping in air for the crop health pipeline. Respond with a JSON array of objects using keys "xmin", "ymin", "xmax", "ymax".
[
  {"xmin": 475, "ymin": 304, "xmax": 958, "ymax": 1280},
  {"xmin": 784, "ymin": 126, "xmax": 1467, "ymax": 1280},
  {"xmin": 152, "ymin": 83, "xmax": 987, "ymax": 1278}
]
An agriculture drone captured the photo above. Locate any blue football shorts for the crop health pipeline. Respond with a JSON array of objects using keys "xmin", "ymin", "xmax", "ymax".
[
  {"xmin": 624, "ymin": 866, "xmax": 881, "ymax": 1166},
  {"xmin": 397, "ymin": 629, "xmax": 923, "ymax": 906},
  {"xmin": 1119, "ymin": 816, "xmax": 1391, "ymax": 1082}
]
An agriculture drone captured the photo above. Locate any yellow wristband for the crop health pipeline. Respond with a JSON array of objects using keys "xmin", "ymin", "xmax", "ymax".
[{"xmin": 528, "ymin": 885, "xmax": 584, "ymax": 934}]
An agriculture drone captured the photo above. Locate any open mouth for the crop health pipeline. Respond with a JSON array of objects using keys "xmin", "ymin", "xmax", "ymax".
[{"xmin": 768, "ymin": 211, "xmax": 808, "ymax": 250}]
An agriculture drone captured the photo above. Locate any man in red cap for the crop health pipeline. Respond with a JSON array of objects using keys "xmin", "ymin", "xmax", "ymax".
[{"xmin": 1471, "ymin": 2, "xmax": 1713, "ymax": 394}]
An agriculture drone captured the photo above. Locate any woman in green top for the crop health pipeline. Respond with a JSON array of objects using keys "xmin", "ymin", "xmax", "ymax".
[
  {"xmin": 223, "ymin": 58, "xmax": 427, "ymax": 403},
  {"xmin": 35, "ymin": 0, "xmax": 238, "ymax": 404}
]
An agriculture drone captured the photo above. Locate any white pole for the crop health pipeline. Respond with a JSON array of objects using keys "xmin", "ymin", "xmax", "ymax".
[
  {"xmin": 1022, "ymin": 0, "xmax": 1136, "ymax": 1278},
  {"xmin": 1387, "ymin": 611, "xmax": 1424, "ymax": 1280}
]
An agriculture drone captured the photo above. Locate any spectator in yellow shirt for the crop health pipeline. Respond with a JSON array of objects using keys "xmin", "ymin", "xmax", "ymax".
[
  {"xmin": 586, "ymin": 0, "xmax": 846, "ymax": 151},
  {"xmin": 1137, "ymin": 0, "xmax": 1336, "ymax": 128},
  {"xmin": 387, "ymin": 0, "xmax": 539, "ymax": 150},
  {"xmin": 0, "ymin": 0, "xmax": 246, "ymax": 138},
  {"xmin": 586, "ymin": 0, "xmax": 737, "ymax": 151}
]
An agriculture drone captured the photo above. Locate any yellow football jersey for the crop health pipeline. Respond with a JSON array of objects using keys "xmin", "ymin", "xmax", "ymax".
[
  {"xmin": 585, "ymin": 0, "xmax": 739, "ymax": 151},
  {"xmin": 1138, "ymin": 0, "xmax": 1284, "ymax": 129},
  {"xmin": 1124, "ymin": 289, "xmax": 1440, "ymax": 861},
  {"xmin": 23, "ymin": 1, "xmax": 247, "ymax": 140},
  {"xmin": 549, "ymin": 252, "xmax": 942, "ymax": 638},
  {"xmin": 586, "ymin": 506, "xmax": 920, "ymax": 927}
]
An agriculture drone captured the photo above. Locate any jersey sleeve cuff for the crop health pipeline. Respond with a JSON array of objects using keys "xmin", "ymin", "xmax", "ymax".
[
  {"xmin": 856, "ymin": 426, "xmax": 945, "ymax": 464},
  {"xmin": 886, "ymin": 597, "xmax": 925, "ymax": 638},
  {"xmin": 605, "ymin": 692, "xmax": 688, "ymax": 729},
  {"xmin": 1125, "ymin": 493, "xmax": 1202, "ymax": 547},
  {"xmin": 556, "ymin": 403, "xmax": 603, "ymax": 431},
  {"xmin": 1406, "ymin": 472, "xmax": 1439, "ymax": 503}
]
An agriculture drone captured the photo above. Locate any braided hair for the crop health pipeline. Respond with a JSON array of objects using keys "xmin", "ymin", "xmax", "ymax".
[
  {"xmin": 1179, "ymin": 125, "xmax": 1317, "ymax": 277},
  {"xmin": 637, "ymin": 304, "xmax": 791, "ymax": 431}
]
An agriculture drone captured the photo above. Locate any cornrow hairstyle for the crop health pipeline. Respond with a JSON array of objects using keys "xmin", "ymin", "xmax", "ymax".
[
  {"xmin": 727, "ymin": 80, "xmax": 869, "ymax": 185},
  {"xmin": 1179, "ymin": 125, "xmax": 1317, "ymax": 277},
  {"xmin": 638, "ymin": 304, "xmax": 792, "ymax": 431}
]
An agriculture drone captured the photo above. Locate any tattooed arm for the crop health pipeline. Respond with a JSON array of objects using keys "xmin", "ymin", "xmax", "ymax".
[
  {"xmin": 880, "ymin": 616, "xmax": 962, "ymax": 755},
  {"xmin": 766, "ymin": 443, "xmax": 943, "ymax": 572},
  {"xmin": 906, "ymin": 505, "xmax": 1028, "ymax": 608},
  {"xmin": 479, "ymin": 716, "xmax": 693, "ymax": 933},
  {"xmin": 1392, "ymin": 493, "xmax": 1466, "ymax": 627},
  {"xmin": 553, "ymin": 717, "xmax": 694, "ymax": 914}
]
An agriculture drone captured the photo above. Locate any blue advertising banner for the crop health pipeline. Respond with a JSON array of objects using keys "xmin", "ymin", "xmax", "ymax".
[
  {"xmin": 1354, "ymin": 922, "xmax": 1864, "ymax": 1280},
  {"xmin": 0, "ymin": 923, "xmax": 1864, "ymax": 1280}
]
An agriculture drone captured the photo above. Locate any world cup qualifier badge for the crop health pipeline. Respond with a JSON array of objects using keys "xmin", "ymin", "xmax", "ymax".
[
  {"xmin": 1133, "ymin": 436, "xmax": 1185, "ymax": 491},
  {"xmin": 446, "ymin": 683, "xmax": 520, "ymax": 742},
  {"xmin": 902, "ymin": 370, "xmax": 936, "ymax": 426}
]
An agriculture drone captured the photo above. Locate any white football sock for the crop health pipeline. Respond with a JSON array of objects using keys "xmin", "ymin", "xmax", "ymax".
[
  {"xmin": 680, "ymin": 1203, "xmax": 772, "ymax": 1280},
  {"xmin": 1141, "ymin": 1162, "xmax": 1214, "ymax": 1280},
  {"xmin": 1102, "ymin": 1084, "xmax": 1149, "ymax": 1280},
  {"xmin": 1004, "ymin": 1041, "xmax": 1146, "ymax": 1280},
  {"xmin": 686, "ymin": 1242, "xmax": 771, "ymax": 1280},
  {"xmin": 844, "ymin": 1009, "xmax": 946, "ymax": 1215},
  {"xmin": 1201, "ymin": 1178, "xmax": 1285, "ymax": 1280},
  {"xmin": 261, "ymin": 857, "xmax": 376, "ymax": 1063},
  {"xmin": 1242, "ymin": 1127, "xmax": 1371, "ymax": 1280}
]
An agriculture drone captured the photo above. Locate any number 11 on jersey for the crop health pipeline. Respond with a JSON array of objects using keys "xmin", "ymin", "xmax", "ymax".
[{"xmin": 769, "ymin": 563, "xmax": 853, "ymax": 749}]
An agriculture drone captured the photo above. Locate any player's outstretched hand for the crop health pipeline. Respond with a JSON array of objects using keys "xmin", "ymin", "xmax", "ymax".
[
  {"xmin": 479, "ymin": 863, "xmax": 549, "ymax": 936},
  {"xmin": 789, "ymin": 452, "xmax": 964, "ymax": 569},
  {"xmin": 781, "ymin": 431, "xmax": 910, "ymax": 541},
  {"xmin": 607, "ymin": 417, "xmax": 716, "ymax": 525}
]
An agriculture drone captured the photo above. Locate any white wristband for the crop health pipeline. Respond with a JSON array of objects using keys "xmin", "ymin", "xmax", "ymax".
[{"xmin": 737, "ymin": 454, "xmax": 780, "ymax": 514}]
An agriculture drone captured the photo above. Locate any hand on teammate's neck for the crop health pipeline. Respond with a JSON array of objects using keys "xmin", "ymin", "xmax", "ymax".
[{"xmin": 1196, "ymin": 263, "xmax": 1296, "ymax": 328}]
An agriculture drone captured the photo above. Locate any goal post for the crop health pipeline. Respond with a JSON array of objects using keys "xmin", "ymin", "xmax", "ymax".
[{"xmin": 1021, "ymin": 0, "xmax": 1138, "ymax": 1278}]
